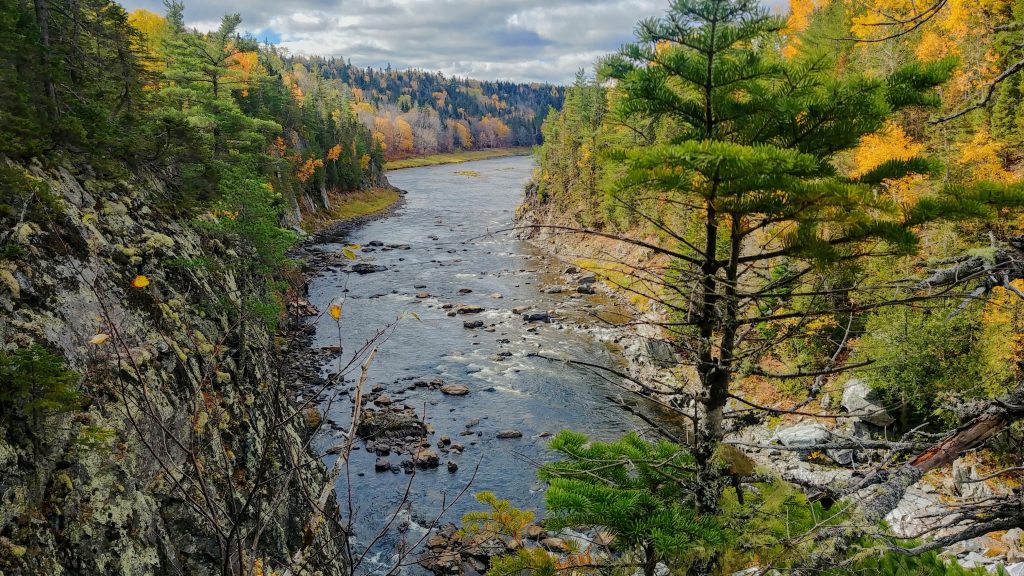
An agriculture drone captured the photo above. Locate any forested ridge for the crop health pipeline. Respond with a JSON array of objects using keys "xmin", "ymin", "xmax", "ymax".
[{"xmin": 299, "ymin": 56, "xmax": 564, "ymax": 157}]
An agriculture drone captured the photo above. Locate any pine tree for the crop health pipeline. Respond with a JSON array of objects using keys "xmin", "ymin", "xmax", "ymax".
[
  {"xmin": 540, "ymin": 431, "xmax": 725, "ymax": 576},
  {"xmin": 596, "ymin": 0, "xmax": 1021, "ymax": 530}
]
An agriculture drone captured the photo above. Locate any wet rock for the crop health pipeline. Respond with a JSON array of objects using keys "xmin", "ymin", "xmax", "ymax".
[
  {"xmin": 441, "ymin": 384, "xmax": 470, "ymax": 396},
  {"xmin": 357, "ymin": 409, "xmax": 428, "ymax": 441},
  {"xmin": 463, "ymin": 320, "xmax": 484, "ymax": 329},
  {"xmin": 458, "ymin": 288, "xmax": 473, "ymax": 294},
  {"xmin": 489, "ymin": 292, "xmax": 503, "ymax": 298},
  {"xmin": 373, "ymin": 394, "xmax": 392, "ymax": 406},
  {"xmin": 841, "ymin": 379, "xmax": 894, "ymax": 426},
  {"xmin": 576, "ymin": 285, "xmax": 597, "ymax": 294},
  {"xmin": 447, "ymin": 461, "xmax": 458, "ymax": 473},
  {"xmin": 543, "ymin": 286, "xmax": 564, "ymax": 294},
  {"xmin": 416, "ymin": 292, "xmax": 430, "ymax": 299},
  {"xmin": 457, "ymin": 304, "xmax": 484, "ymax": 314},
  {"xmin": 496, "ymin": 430, "xmax": 523, "ymax": 439},
  {"xmin": 522, "ymin": 311, "xmax": 551, "ymax": 323},
  {"xmin": 415, "ymin": 448, "xmax": 440, "ymax": 468},
  {"xmin": 367, "ymin": 240, "xmax": 384, "ymax": 247},
  {"xmin": 465, "ymin": 418, "xmax": 480, "ymax": 428},
  {"xmin": 351, "ymin": 263, "xmax": 388, "ymax": 274},
  {"xmin": 375, "ymin": 458, "xmax": 391, "ymax": 472}
]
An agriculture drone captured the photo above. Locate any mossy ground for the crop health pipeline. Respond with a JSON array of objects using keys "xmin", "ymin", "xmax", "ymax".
[{"xmin": 301, "ymin": 188, "xmax": 401, "ymax": 233}]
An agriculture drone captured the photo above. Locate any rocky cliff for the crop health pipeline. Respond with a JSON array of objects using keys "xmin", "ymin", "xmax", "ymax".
[{"xmin": 0, "ymin": 158, "xmax": 345, "ymax": 575}]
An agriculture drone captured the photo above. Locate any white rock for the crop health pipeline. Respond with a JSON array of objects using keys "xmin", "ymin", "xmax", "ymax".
[
  {"xmin": 775, "ymin": 422, "xmax": 830, "ymax": 449},
  {"xmin": 841, "ymin": 379, "xmax": 895, "ymax": 426}
]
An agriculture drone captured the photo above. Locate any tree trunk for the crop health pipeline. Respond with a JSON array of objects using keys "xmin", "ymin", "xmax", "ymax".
[{"xmin": 34, "ymin": 0, "xmax": 57, "ymax": 117}]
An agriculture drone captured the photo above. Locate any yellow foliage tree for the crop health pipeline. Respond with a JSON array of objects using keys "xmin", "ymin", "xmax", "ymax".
[{"xmin": 128, "ymin": 9, "xmax": 167, "ymax": 74}]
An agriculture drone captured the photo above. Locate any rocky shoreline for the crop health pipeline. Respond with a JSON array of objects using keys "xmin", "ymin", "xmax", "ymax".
[{"xmin": 515, "ymin": 197, "xmax": 1024, "ymax": 574}]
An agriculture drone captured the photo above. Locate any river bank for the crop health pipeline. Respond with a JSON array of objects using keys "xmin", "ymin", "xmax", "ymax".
[
  {"xmin": 514, "ymin": 173, "xmax": 1024, "ymax": 575},
  {"xmin": 385, "ymin": 147, "xmax": 533, "ymax": 170}
]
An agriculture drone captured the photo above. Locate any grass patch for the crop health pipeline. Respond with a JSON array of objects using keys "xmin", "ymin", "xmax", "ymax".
[
  {"xmin": 454, "ymin": 170, "xmax": 481, "ymax": 177},
  {"xmin": 574, "ymin": 257, "xmax": 657, "ymax": 311},
  {"xmin": 385, "ymin": 147, "xmax": 533, "ymax": 170},
  {"xmin": 301, "ymin": 188, "xmax": 401, "ymax": 233}
]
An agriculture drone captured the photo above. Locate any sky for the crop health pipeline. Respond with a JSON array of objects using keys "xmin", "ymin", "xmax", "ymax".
[{"xmin": 118, "ymin": 0, "xmax": 786, "ymax": 85}]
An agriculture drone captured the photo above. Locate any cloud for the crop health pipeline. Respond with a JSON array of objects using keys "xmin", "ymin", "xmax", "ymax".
[{"xmin": 116, "ymin": 0, "xmax": 787, "ymax": 84}]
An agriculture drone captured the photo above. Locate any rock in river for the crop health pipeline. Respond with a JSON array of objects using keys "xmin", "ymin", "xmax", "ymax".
[
  {"xmin": 496, "ymin": 430, "xmax": 523, "ymax": 439},
  {"xmin": 463, "ymin": 320, "xmax": 484, "ymax": 329},
  {"xmin": 415, "ymin": 448, "xmax": 440, "ymax": 468},
  {"xmin": 352, "ymin": 263, "xmax": 388, "ymax": 274},
  {"xmin": 457, "ymin": 304, "xmax": 484, "ymax": 314},
  {"xmin": 441, "ymin": 384, "xmax": 470, "ymax": 396},
  {"xmin": 522, "ymin": 311, "xmax": 551, "ymax": 323}
]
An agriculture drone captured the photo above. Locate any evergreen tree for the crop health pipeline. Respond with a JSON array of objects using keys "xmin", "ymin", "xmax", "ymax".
[
  {"xmin": 594, "ymin": 0, "xmax": 1020, "ymax": 535},
  {"xmin": 541, "ymin": 431, "xmax": 725, "ymax": 576}
]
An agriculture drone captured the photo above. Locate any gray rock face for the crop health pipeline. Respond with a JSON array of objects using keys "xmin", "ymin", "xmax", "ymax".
[
  {"xmin": 953, "ymin": 458, "xmax": 996, "ymax": 500},
  {"xmin": 841, "ymin": 379, "xmax": 895, "ymax": 426},
  {"xmin": 775, "ymin": 422, "xmax": 831, "ymax": 449},
  {"xmin": 0, "ymin": 163, "xmax": 347, "ymax": 575}
]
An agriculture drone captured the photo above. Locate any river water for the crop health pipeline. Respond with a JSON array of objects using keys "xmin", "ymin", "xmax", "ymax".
[{"xmin": 305, "ymin": 156, "xmax": 673, "ymax": 571}]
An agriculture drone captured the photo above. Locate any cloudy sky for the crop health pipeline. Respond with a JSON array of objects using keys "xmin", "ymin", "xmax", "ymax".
[{"xmin": 118, "ymin": 0, "xmax": 785, "ymax": 84}]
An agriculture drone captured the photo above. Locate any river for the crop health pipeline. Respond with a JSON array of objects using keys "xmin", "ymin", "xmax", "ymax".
[{"xmin": 304, "ymin": 155, "xmax": 673, "ymax": 572}]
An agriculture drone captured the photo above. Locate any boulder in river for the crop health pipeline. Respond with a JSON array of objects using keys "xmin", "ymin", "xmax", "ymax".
[
  {"xmin": 497, "ymin": 430, "xmax": 523, "ymax": 439},
  {"xmin": 841, "ymin": 379, "xmax": 895, "ymax": 426},
  {"xmin": 357, "ymin": 408, "xmax": 427, "ymax": 441},
  {"xmin": 416, "ymin": 292, "xmax": 430, "ymax": 299},
  {"xmin": 522, "ymin": 311, "xmax": 551, "ymax": 323},
  {"xmin": 415, "ymin": 448, "xmax": 440, "ymax": 468},
  {"xmin": 441, "ymin": 384, "xmax": 470, "ymax": 396},
  {"xmin": 375, "ymin": 458, "xmax": 391, "ymax": 472},
  {"xmin": 463, "ymin": 320, "xmax": 484, "ymax": 329},
  {"xmin": 457, "ymin": 304, "xmax": 484, "ymax": 314},
  {"xmin": 352, "ymin": 263, "xmax": 388, "ymax": 274}
]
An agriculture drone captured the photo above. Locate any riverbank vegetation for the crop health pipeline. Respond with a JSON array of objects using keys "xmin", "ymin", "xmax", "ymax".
[
  {"xmin": 515, "ymin": 0, "xmax": 1024, "ymax": 573},
  {"xmin": 385, "ymin": 147, "xmax": 533, "ymax": 170}
]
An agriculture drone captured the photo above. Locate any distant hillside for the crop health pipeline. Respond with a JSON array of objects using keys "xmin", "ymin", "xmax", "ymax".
[{"xmin": 287, "ymin": 56, "xmax": 565, "ymax": 160}]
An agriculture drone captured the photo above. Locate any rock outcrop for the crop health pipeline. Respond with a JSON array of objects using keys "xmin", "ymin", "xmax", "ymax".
[{"xmin": 0, "ymin": 160, "xmax": 345, "ymax": 575}]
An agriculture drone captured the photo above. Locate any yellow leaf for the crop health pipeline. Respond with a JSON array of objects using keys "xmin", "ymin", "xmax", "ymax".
[
  {"xmin": 130, "ymin": 275, "xmax": 150, "ymax": 289},
  {"xmin": 342, "ymin": 248, "xmax": 357, "ymax": 261},
  {"xmin": 329, "ymin": 303, "xmax": 342, "ymax": 321},
  {"xmin": 89, "ymin": 333, "xmax": 110, "ymax": 345}
]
